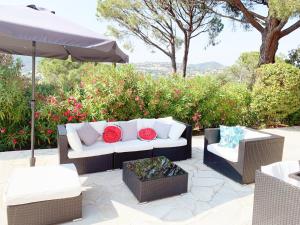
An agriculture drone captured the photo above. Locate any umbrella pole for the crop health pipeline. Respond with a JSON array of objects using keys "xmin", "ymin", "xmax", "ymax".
[{"xmin": 30, "ymin": 41, "xmax": 36, "ymax": 167}]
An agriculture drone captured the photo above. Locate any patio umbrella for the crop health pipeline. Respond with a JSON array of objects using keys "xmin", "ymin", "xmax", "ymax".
[{"xmin": 0, "ymin": 4, "xmax": 129, "ymax": 166}]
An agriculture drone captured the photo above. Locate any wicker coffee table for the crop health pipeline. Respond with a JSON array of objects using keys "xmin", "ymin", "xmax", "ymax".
[{"xmin": 122, "ymin": 156, "xmax": 188, "ymax": 202}]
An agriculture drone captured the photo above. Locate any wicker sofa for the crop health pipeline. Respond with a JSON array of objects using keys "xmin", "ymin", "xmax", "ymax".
[
  {"xmin": 204, "ymin": 127, "xmax": 284, "ymax": 184},
  {"xmin": 58, "ymin": 119, "xmax": 192, "ymax": 174}
]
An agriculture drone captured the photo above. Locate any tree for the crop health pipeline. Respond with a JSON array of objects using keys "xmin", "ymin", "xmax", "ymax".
[
  {"xmin": 224, "ymin": 51, "xmax": 283, "ymax": 88},
  {"xmin": 213, "ymin": 0, "xmax": 300, "ymax": 65},
  {"xmin": 38, "ymin": 58, "xmax": 82, "ymax": 92},
  {"xmin": 160, "ymin": 0, "xmax": 223, "ymax": 77},
  {"xmin": 286, "ymin": 47, "xmax": 300, "ymax": 68},
  {"xmin": 97, "ymin": 0, "xmax": 181, "ymax": 73}
]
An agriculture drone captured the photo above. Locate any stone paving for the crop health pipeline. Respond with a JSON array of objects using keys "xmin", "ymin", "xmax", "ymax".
[{"xmin": 0, "ymin": 126, "xmax": 299, "ymax": 225}]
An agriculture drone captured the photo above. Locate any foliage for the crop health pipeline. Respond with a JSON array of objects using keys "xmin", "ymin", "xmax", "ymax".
[
  {"xmin": 251, "ymin": 62, "xmax": 300, "ymax": 125},
  {"xmin": 97, "ymin": 0, "xmax": 224, "ymax": 75},
  {"xmin": 223, "ymin": 51, "xmax": 284, "ymax": 88},
  {"xmin": 269, "ymin": 0, "xmax": 300, "ymax": 19},
  {"xmin": 1, "ymin": 57, "xmax": 300, "ymax": 151},
  {"xmin": 286, "ymin": 47, "xmax": 300, "ymax": 68},
  {"xmin": 216, "ymin": 0, "xmax": 300, "ymax": 65},
  {"xmin": 97, "ymin": 0, "xmax": 180, "ymax": 73},
  {"xmin": 38, "ymin": 58, "xmax": 82, "ymax": 92},
  {"xmin": 0, "ymin": 54, "xmax": 30, "ymax": 150}
]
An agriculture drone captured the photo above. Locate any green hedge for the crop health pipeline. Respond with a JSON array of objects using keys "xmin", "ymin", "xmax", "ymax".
[
  {"xmin": 0, "ymin": 60, "xmax": 299, "ymax": 151},
  {"xmin": 251, "ymin": 62, "xmax": 300, "ymax": 126}
]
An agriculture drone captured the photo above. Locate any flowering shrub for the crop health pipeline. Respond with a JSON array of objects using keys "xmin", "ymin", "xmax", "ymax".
[{"xmin": 0, "ymin": 59, "xmax": 299, "ymax": 151}]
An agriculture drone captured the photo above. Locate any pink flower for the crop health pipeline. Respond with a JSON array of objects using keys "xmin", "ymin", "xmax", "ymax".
[
  {"xmin": 192, "ymin": 112, "xmax": 201, "ymax": 122},
  {"xmin": 49, "ymin": 96, "xmax": 58, "ymax": 105},
  {"xmin": 34, "ymin": 111, "xmax": 40, "ymax": 119},
  {"xmin": 174, "ymin": 88, "xmax": 182, "ymax": 96},
  {"xmin": 68, "ymin": 96, "xmax": 77, "ymax": 105},
  {"xmin": 135, "ymin": 96, "xmax": 140, "ymax": 101},
  {"xmin": 75, "ymin": 103, "xmax": 82, "ymax": 109},
  {"xmin": 46, "ymin": 129, "xmax": 54, "ymax": 135},
  {"xmin": 0, "ymin": 128, "xmax": 6, "ymax": 134}
]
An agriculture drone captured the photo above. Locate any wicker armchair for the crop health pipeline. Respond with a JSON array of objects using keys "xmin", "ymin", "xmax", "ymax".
[
  {"xmin": 204, "ymin": 128, "xmax": 284, "ymax": 184},
  {"xmin": 252, "ymin": 168, "xmax": 300, "ymax": 225}
]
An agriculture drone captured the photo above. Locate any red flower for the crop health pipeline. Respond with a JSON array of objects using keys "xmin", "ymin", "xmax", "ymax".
[
  {"xmin": 46, "ymin": 129, "xmax": 54, "ymax": 135},
  {"xmin": 68, "ymin": 116, "xmax": 75, "ymax": 122},
  {"xmin": 34, "ymin": 111, "xmax": 40, "ymax": 119},
  {"xmin": 52, "ymin": 115, "xmax": 60, "ymax": 122},
  {"xmin": 12, "ymin": 139, "xmax": 17, "ymax": 145},
  {"xmin": 0, "ymin": 128, "xmax": 6, "ymax": 134},
  {"xmin": 64, "ymin": 109, "xmax": 71, "ymax": 117},
  {"xmin": 108, "ymin": 118, "xmax": 116, "ymax": 122}
]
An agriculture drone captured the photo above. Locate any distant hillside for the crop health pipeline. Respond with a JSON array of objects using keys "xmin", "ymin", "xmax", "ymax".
[
  {"xmin": 17, "ymin": 55, "xmax": 224, "ymax": 76},
  {"xmin": 15, "ymin": 56, "xmax": 41, "ymax": 74},
  {"xmin": 133, "ymin": 61, "xmax": 225, "ymax": 75}
]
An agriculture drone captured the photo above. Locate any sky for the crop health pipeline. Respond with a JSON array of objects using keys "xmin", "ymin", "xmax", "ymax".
[{"xmin": 1, "ymin": 0, "xmax": 300, "ymax": 66}]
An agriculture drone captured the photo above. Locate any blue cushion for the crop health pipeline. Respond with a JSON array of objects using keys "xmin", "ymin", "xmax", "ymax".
[{"xmin": 219, "ymin": 126, "xmax": 244, "ymax": 148}]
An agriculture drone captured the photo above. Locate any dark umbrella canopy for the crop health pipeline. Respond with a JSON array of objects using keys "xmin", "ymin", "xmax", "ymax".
[
  {"xmin": 0, "ymin": 5, "xmax": 128, "ymax": 166},
  {"xmin": 0, "ymin": 5, "xmax": 128, "ymax": 62}
]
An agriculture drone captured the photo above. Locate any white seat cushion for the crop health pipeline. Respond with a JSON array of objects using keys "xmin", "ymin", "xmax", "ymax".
[
  {"xmin": 4, "ymin": 164, "xmax": 81, "ymax": 206},
  {"xmin": 207, "ymin": 143, "xmax": 239, "ymax": 163},
  {"xmin": 152, "ymin": 138, "xmax": 187, "ymax": 148},
  {"xmin": 114, "ymin": 140, "xmax": 153, "ymax": 153},
  {"xmin": 68, "ymin": 141, "xmax": 114, "ymax": 158}
]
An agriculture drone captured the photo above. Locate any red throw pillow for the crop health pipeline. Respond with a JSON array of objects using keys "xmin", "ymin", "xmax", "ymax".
[
  {"xmin": 103, "ymin": 125, "xmax": 122, "ymax": 143},
  {"xmin": 138, "ymin": 128, "xmax": 157, "ymax": 141}
]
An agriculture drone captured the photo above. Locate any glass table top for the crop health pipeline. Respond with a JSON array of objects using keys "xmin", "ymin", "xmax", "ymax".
[{"xmin": 125, "ymin": 156, "xmax": 187, "ymax": 182}]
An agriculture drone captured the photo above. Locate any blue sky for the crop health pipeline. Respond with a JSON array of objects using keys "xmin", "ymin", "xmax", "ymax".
[{"xmin": 1, "ymin": 0, "xmax": 300, "ymax": 66}]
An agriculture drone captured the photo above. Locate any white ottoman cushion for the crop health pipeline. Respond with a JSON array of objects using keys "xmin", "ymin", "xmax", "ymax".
[{"xmin": 4, "ymin": 164, "xmax": 81, "ymax": 206}]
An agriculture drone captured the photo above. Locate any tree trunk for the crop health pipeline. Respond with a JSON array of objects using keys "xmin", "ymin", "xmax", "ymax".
[
  {"xmin": 258, "ymin": 18, "xmax": 281, "ymax": 66},
  {"xmin": 170, "ymin": 40, "xmax": 177, "ymax": 73},
  {"xmin": 182, "ymin": 34, "xmax": 191, "ymax": 77}
]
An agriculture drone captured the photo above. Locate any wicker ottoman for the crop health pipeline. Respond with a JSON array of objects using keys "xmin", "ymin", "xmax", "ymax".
[{"xmin": 4, "ymin": 164, "xmax": 82, "ymax": 225}]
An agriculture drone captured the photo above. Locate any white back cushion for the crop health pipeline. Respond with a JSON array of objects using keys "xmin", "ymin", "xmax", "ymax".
[
  {"xmin": 89, "ymin": 121, "xmax": 107, "ymax": 135},
  {"xmin": 169, "ymin": 121, "xmax": 186, "ymax": 140},
  {"xmin": 157, "ymin": 117, "xmax": 186, "ymax": 140},
  {"xmin": 66, "ymin": 124, "xmax": 83, "ymax": 152},
  {"xmin": 137, "ymin": 119, "xmax": 156, "ymax": 130},
  {"xmin": 243, "ymin": 128, "xmax": 271, "ymax": 139}
]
